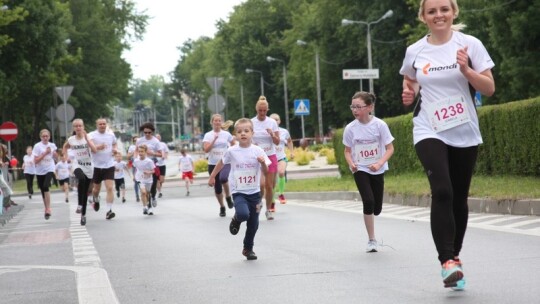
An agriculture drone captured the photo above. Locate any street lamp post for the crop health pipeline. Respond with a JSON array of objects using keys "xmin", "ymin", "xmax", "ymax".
[
  {"xmin": 341, "ymin": 10, "xmax": 393, "ymax": 95},
  {"xmin": 245, "ymin": 68, "xmax": 264, "ymax": 96},
  {"xmin": 296, "ymin": 40, "xmax": 324, "ymax": 142},
  {"xmin": 266, "ymin": 56, "xmax": 290, "ymax": 130}
]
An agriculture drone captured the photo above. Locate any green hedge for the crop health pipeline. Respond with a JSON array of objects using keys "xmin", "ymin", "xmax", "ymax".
[{"xmin": 334, "ymin": 97, "xmax": 540, "ymax": 177}]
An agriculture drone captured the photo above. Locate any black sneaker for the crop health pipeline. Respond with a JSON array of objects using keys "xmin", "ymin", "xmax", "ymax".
[
  {"xmin": 65, "ymin": 198, "xmax": 69, "ymax": 203},
  {"xmin": 242, "ymin": 249, "xmax": 257, "ymax": 260},
  {"xmin": 93, "ymin": 202, "xmax": 100, "ymax": 212},
  {"xmin": 116, "ymin": 191, "xmax": 120, "ymax": 198},
  {"xmin": 122, "ymin": 198, "xmax": 126, "ymax": 203},
  {"xmin": 80, "ymin": 216, "xmax": 86, "ymax": 226},
  {"xmin": 106, "ymin": 210, "xmax": 115, "ymax": 220},
  {"xmin": 158, "ymin": 192, "xmax": 163, "ymax": 198},
  {"xmin": 219, "ymin": 207, "xmax": 226, "ymax": 217},
  {"xmin": 226, "ymin": 196, "xmax": 234, "ymax": 209},
  {"xmin": 44, "ymin": 212, "xmax": 51, "ymax": 220},
  {"xmin": 229, "ymin": 216, "xmax": 240, "ymax": 235},
  {"xmin": 136, "ymin": 197, "xmax": 140, "ymax": 202}
]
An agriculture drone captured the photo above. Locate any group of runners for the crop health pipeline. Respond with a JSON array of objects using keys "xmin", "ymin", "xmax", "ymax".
[{"xmin": 21, "ymin": 118, "xmax": 170, "ymax": 226}]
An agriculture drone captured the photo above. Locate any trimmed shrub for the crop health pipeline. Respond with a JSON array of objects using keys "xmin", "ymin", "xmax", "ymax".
[{"xmin": 194, "ymin": 158, "xmax": 208, "ymax": 173}]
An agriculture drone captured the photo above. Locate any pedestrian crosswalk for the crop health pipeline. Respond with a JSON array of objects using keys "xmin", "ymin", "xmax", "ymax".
[{"xmin": 287, "ymin": 199, "xmax": 540, "ymax": 237}]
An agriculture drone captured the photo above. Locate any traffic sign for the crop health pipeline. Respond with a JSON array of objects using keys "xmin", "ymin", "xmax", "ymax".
[
  {"xmin": 0, "ymin": 121, "xmax": 18, "ymax": 141},
  {"xmin": 342, "ymin": 69, "xmax": 379, "ymax": 80},
  {"xmin": 207, "ymin": 94, "xmax": 226, "ymax": 114},
  {"xmin": 294, "ymin": 99, "xmax": 310, "ymax": 116}
]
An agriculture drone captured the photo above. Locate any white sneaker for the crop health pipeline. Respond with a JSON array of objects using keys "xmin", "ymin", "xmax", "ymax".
[
  {"xmin": 366, "ymin": 240, "xmax": 378, "ymax": 253},
  {"xmin": 265, "ymin": 210, "xmax": 274, "ymax": 220},
  {"xmin": 151, "ymin": 198, "xmax": 157, "ymax": 207},
  {"xmin": 148, "ymin": 207, "xmax": 154, "ymax": 215}
]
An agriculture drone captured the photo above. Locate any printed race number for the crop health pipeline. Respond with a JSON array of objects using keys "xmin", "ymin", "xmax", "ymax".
[
  {"xmin": 424, "ymin": 95, "xmax": 471, "ymax": 133},
  {"xmin": 353, "ymin": 142, "xmax": 381, "ymax": 166}
]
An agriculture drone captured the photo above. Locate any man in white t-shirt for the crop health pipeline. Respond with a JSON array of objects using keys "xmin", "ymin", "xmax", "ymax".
[
  {"xmin": 155, "ymin": 134, "xmax": 169, "ymax": 198},
  {"xmin": 88, "ymin": 118, "xmax": 118, "ymax": 220}
]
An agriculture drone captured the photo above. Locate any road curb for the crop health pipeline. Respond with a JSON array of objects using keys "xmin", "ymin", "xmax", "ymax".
[
  {"xmin": 285, "ymin": 191, "xmax": 540, "ymax": 216},
  {"xmin": 0, "ymin": 204, "xmax": 25, "ymax": 226}
]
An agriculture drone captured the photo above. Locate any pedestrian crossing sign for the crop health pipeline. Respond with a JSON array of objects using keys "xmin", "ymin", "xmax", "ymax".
[{"xmin": 294, "ymin": 99, "xmax": 310, "ymax": 116}]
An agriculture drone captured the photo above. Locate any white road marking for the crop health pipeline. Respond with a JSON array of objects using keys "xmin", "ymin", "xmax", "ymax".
[{"xmin": 288, "ymin": 200, "xmax": 540, "ymax": 237}]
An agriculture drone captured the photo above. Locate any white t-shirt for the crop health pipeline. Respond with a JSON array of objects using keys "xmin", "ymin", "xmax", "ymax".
[
  {"xmin": 89, "ymin": 130, "xmax": 117, "ymax": 168},
  {"xmin": 23, "ymin": 154, "xmax": 36, "ymax": 175},
  {"xmin": 133, "ymin": 157, "xmax": 155, "ymax": 184},
  {"xmin": 156, "ymin": 142, "xmax": 169, "ymax": 166},
  {"xmin": 251, "ymin": 116, "xmax": 279, "ymax": 156},
  {"xmin": 276, "ymin": 127, "xmax": 291, "ymax": 160},
  {"xmin": 114, "ymin": 160, "xmax": 128, "ymax": 179},
  {"xmin": 223, "ymin": 144, "xmax": 271, "ymax": 195},
  {"xmin": 32, "ymin": 142, "xmax": 58, "ymax": 175},
  {"xmin": 55, "ymin": 161, "xmax": 71, "ymax": 180},
  {"xmin": 178, "ymin": 154, "xmax": 194, "ymax": 173},
  {"xmin": 399, "ymin": 31, "xmax": 495, "ymax": 147},
  {"xmin": 202, "ymin": 130, "xmax": 234, "ymax": 165},
  {"xmin": 136, "ymin": 136, "xmax": 162, "ymax": 159},
  {"xmin": 343, "ymin": 117, "xmax": 395, "ymax": 175},
  {"xmin": 67, "ymin": 135, "xmax": 93, "ymax": 178}
]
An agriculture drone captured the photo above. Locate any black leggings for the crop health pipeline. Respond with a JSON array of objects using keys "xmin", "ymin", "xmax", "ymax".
[
  {"xmin": 208, "ymin": 165, "xmax": 224, "ymax": 194},
  {"xmin": 74, "ymin": 169, "xmax": 92, "ymax": 216},
  {"xmin": 415, "ymin": 138, "xmax": 478, "ymax": 264},
  {"xmin": 36, "ymin": 172, "xmax": 54, "ymax": 198},
  {"xmin": 353, "ymin": 171, "xmax": 384, "ymax": 215},
  {"xmin": 25, "ymin": 173, "xmax": 35, "ymax": 195}
]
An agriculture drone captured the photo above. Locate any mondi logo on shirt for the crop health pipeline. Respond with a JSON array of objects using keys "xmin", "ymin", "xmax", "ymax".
[{"xmin": 422, "ymin": 62, "xmax": 458, "ymax": 75}]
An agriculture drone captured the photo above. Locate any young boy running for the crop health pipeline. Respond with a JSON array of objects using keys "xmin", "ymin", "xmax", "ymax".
[
  {"xmin": 178, "ymin": 148, "xmax": 194, "ymax": 196},
  {"xmin": 55, "ymin": 153, "xmax": 71, "ymax": 203},
  {"xmin": 132, "ymin": 145, "xmax": 156, "ymax": 215},
  {"xmin": 208, "ymin": 118, "xmax": 270, "ymax": 260}
]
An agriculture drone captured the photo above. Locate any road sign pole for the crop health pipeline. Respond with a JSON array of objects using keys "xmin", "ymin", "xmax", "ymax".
[
  {"xmin": 301, "ymin": 116, "xmax": 305, "ymax": 139},
  {"xmin": 62, "ymin": 87, "xmax": 68, "ymax": 138}
]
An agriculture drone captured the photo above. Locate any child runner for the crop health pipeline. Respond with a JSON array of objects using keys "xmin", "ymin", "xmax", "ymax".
[
  {"xmin": 178, "ymin": 148, "xmax": 194, "ymax": 196},
  {"xmin": 270, "ymin": 113, "xmax": 294, "ymax": 205},
  {"xmin": 22, "ymin": 146, "xmax": 36, "ymax": 199},
  {"xmin": 127, "ymin": 136, "xmax": 141, "ymax": 202},
  {"xmin": 132, "ymin": 144, "xmax": 156, "ymax": 215},
  {"xmin": 343, "ymin": 91, "xmax": 395, "ymax": 253},
  {"xmin": 208, "ymin": 118, "xmax": 270, "ymax": 260},
  {"xmin": 55, "ymin": 152, "xmax": 72, "ymax": 203},
  {"xmin": 114, "ymin": 152, "xmax": 131, "ymax": 203}
]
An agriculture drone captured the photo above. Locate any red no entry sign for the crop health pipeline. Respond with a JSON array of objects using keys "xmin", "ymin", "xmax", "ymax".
[{"xmin": 0, "ymin": 121, "xmax": 18, "ymax": 141}]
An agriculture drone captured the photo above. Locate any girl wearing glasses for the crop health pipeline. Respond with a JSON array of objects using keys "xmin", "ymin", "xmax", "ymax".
[{"xmin": 343, "ymin": 91, "xmax": 395, "ymax": 253}]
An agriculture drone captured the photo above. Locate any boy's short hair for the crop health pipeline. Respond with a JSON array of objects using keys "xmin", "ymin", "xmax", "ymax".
[
  {"xmin": 234, "ymin": 118, "xmax": 253, "ymax": 131},
  {"xmin": 138, "ymin": 144, "xmax": 148, "ymax": 152}
]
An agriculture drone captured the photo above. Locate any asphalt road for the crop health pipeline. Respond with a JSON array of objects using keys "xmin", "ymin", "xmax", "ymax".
[{"xmin": 1, "ymin": 182, "xmax": 539, "ymax": 304}]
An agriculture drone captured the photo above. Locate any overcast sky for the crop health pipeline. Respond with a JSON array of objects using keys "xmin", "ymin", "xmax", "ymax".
[{"xmin": 123, "ymin": 0, "xmax": 244, "ymax": 81}]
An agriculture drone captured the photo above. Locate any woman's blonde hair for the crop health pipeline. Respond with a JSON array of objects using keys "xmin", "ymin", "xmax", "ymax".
[
  {"xmin": 221, "ymin": 120, "xmax": 234, "ymax": 130},
  {"xmin": 417, "ymin": 0, "xmax": 466, "ymax": 32},
  {"xmin": 270, "ymin": 113, "xmax": 280, "ymax": 122},
  {"xmin": 210, "ymin": 113, "xmax": 222, "ymax": 125},
  {"xmin": 255, "ymin": 96, "xmax": 268, "ymax": 109}
]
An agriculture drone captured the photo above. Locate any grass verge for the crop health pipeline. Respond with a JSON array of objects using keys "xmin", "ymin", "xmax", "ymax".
[{"xmin": 286, "ymin": 172, "xmax": 540, "ymax": 201}]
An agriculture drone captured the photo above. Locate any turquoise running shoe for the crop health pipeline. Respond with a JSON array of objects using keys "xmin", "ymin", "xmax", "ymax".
[
  {"xmin": 441, "ymin": 259, "xmax": 464, "ymax": 288},
  {"xmin": 451, "ymin": 259, "xmax": 466, "ymax": 291}
]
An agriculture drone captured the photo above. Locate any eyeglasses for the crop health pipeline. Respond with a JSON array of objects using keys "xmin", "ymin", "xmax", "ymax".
[
  {"xmin": 144, "ymin": 131, "xmax": 152, "ymax": 134},
  {"xmin": 350, "ymin": 104, "xmax": 369, "ymax": 110}
]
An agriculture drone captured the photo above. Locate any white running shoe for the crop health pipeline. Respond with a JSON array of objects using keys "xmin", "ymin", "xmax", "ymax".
[
  {"xmin": 265, "ymin": 210, "xmax": 274, "ymax": 220},
  {"xmin": 366, "ymin": 240, "xmax": 378, "ymax": 253}
]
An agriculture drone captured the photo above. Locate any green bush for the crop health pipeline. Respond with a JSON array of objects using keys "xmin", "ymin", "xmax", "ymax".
[{"xmin": 194, "ymin": 159, "xmax": 208, "ymax": 173}]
